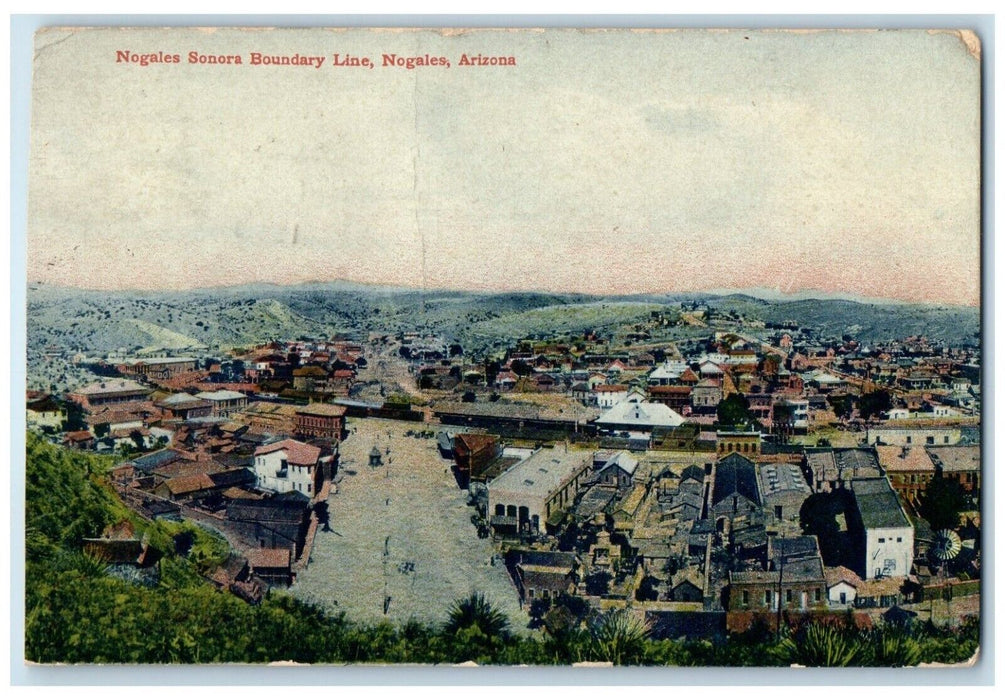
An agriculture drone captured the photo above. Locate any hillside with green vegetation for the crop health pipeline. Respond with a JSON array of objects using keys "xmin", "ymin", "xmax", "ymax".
[{"xmin": 23, "ymin": 433, "xmax": 979, "ymax": 666}]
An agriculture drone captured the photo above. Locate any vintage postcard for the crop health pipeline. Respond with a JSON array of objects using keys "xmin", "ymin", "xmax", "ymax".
[{"xmin": 23, "ymin": 26, "xmax": 982, "ymax": 669}]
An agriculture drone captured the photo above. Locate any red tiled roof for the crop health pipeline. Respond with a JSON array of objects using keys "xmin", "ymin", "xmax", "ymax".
[
  {"xmin": 454, "ymin": 433, "xmax": 496, "ymax": 456},
  {"xmin": 164, "ymin": 473, "xmax": 215, "ymax": 495},
  {"xmin": 254, "ymin": 439, "xmax": 321, "ymax": 466},
  {"xmin": 825, "ymin": 565, "xmax": 863, "ymax": 588},
  {"xmin": 875, "ymin": 446, "xmax": 936, "ymax": 473},
  {"xmin": 595, "ymin": 384, "xmax": 628, "ymax": 393},
  {"xmin": 65, "ymin": 430, "xmax": 94, "ymax": 441}
]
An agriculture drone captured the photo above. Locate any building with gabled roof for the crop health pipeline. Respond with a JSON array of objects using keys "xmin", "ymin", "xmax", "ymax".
[
  {"xmin": 253, "ymin": 439, "xmax": 325, "ymax": 497},
  {"xmin": 710, "ymin": 453, "xmax": 761, "ymax": 522},
  {"xmin": 594, "ymin": 450, "xmax": 639, "ymax": 490},
  {"xmin": 847, "ymin": 478, "xmax": 914, "ymax": 580},
  {"xmin": 595, "ymin": 396, "xmax": 685, "ymax": 433}
]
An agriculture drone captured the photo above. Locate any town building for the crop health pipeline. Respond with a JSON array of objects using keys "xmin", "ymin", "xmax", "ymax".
[
  {"xmin": 594, "ymin": 395, "xmax": 685, "ymax": 433},
  {"xmin": 926, "ymin": 445, "xmax": 981, "ymax": 495},
  {"xmin": 756, "ymin": 461, "xmax": 812, "ymax": 527},
  {"xmin": 487, "ymin": 447, "xmax": 592, "ymax": 534},
  {"xmin": 293, "ymin": 402, "xmax": 346, "ymax": 441},
  {"xmin": 866, "ymin": 426, "xmax": 962, "ymax": 447},
  {"xmin": 847, "ymin": 478, "xmax": 914, "ymax": 580},
  {"xmin": 26, "ymin": 392, "xmax": 65, "ymax": 431},
  {"xmin": 196, "ymin": 389, "xmax": 249, "ymax": 417},
  {"xmin": 67, "ymin": 379, "xmax": 151, "ymax": 410},
  {"xmin": 156, "ymin": 392, "xmax": 213, "ymax": 421},
  {"xmin": 506, "ymin": 549, "xmax": 580, "ymax": 603},
  {"xmin": 253, "ymin": 439, "xmax": 326, "ymax": 497},
  {"xmin": 710, "ymin": 453, "xmax": 762, "ymax": 523},
  {"xmin": 875, "ymin": 445, "xmax": 937, "ymax": 506}
]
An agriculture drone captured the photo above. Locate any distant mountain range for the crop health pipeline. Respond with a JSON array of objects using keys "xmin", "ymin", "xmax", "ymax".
[{"xmin": 26, "ymin": 281, "xmax": 981, "ymax": 366}]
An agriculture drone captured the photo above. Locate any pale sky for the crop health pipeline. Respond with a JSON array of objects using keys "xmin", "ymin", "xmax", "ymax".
[{"xmin": 28, "ymin": 27, "xmax": 981, "ymax": 305}]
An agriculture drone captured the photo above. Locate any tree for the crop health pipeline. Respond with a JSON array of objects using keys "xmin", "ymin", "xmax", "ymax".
[
  {"xmin": 130, "ymin": 429, "xmax": 146, "ymax": 451},
  {"xmin": 828, "ymin": 394, "xmax": 854, "ymax": 421},
  {"xmin": 461, "ymin": 391, "xmax": 476, "ymax": 403},
  {"xmin": 62, "ymin": 401, "xmax": 86, "ymax": 432},
  {"xmin": 918, "ymin": 473, "xmax": 969, "ymax": 531},
  {"xmin": 93, "ymin": 422, "xmax": 110, "ymax": 439},
  {"xmin": 444, "ymin": 593, "xmax": 510, "ymax": 640},
  {"xmin": 589, "ymin": 609, "xmax": 652, "ymax": 666},
  {"xmin": 858, "ymin": 390, "xmax": 892, "ymax": 421},
  {"xmin": 717, "ymin": 393, "xmax": 753, "ymax": 428},
  {"xmin": 510, "ymin": 359, "xmax": 532, "ymax": 376},
  {"xmin": 484, "ymin": 360, "xmax": 500, "ymax": 387}
]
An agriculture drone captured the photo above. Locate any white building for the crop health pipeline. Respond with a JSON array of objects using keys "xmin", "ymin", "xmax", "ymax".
[
  {"xmin": 595, "ymin": 395, "xmax": 685, "ymax": 433},
  {"xmin": 824, "ymin": 566, "xmax": 861, "ymax": 607},
  {"xmin": 648, "ymin": 361, "xmax": 688, "ymax": 386},
  {"xmin": 849, "ymin": 478, "xmax": 914, "ymax": 580},
  {"xmin": 594, "ymin": 385, "xmax": 629, "ymax": 409},
  {"xmin": 253, "ymin": 439, "xmax": 326, "ymax": 497}
]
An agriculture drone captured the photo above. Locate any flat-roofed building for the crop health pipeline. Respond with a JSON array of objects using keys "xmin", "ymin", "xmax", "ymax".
[
  {"xmin": 926, "ymin": 445, "xmax": 981, "ymax": 495},
  {"xmin": 293, "ymin": 402, "xmax": 346, "ymax": 441},
  {"xmin": 196, "ymin": 389, "xmax": 249, "ymax": 417},
  {"xmin": 67, "ymin": 379, "xmax": 151, "ymax": 410},
  {"xmin": 866, "ymin": 425, "xmax": 962, "ymax": 447},
  {"xmin": 121, "ymin": 357, "xmax": 198, "ymax": 381},
  {"xmin": 756, "ymin": 461, "xmax": 811, "ymax": 526}
]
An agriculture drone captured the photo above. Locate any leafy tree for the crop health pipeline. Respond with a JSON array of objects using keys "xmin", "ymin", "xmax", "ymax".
[
  {"xmin": 858, "ymin": 390, "xmax": 892, "ymax": 421},
  {"xmin": 716, "ymin": 393, "xmax": 753, "ymax": 428},
  {"xmin": 528, "ymin": 597, "xmax": 552, "ymax": 623},
  {"xmin": 510, "ymin": 359, "xmax": 532, "ymax": 376},
  {"xmin": 918, "ymin": 473, "xmax": 970, "ymax": 531},
  {"xmin": 461, "ymin": 391, "xmax": 476, "ymax": 403},
  {"xmin": 62, "ymin": 401, "xmax": 87, "ymax": 432},
  {"xmin": 484, "ymin": 360, "xmax": 500, "ymax": 387},
  {"xmin": 828, "ymin": 394, "xmax": 854, "ymax": 420},
  {"xmin": 93, "ymin": 422, "xmax": 110, "ymax": 438},
  {"xmin": 130, "ymin": 429, "xmax": 146, "ymax": 451}
]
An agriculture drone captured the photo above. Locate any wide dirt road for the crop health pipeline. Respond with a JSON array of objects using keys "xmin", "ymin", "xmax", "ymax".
[{"xmin": 290, "ymin": 417, "xmax": 528, "ymax": 630}]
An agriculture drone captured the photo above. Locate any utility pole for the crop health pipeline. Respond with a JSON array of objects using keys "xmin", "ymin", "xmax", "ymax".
[{"xmin": 776, "ymin": 553, "xmax": 785, "ymax": 640}]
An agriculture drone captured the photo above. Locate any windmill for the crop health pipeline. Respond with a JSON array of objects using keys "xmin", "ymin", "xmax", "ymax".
[{"xmin": 928, "ymin": 529, "xmax": 962, "ymax": 624}]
